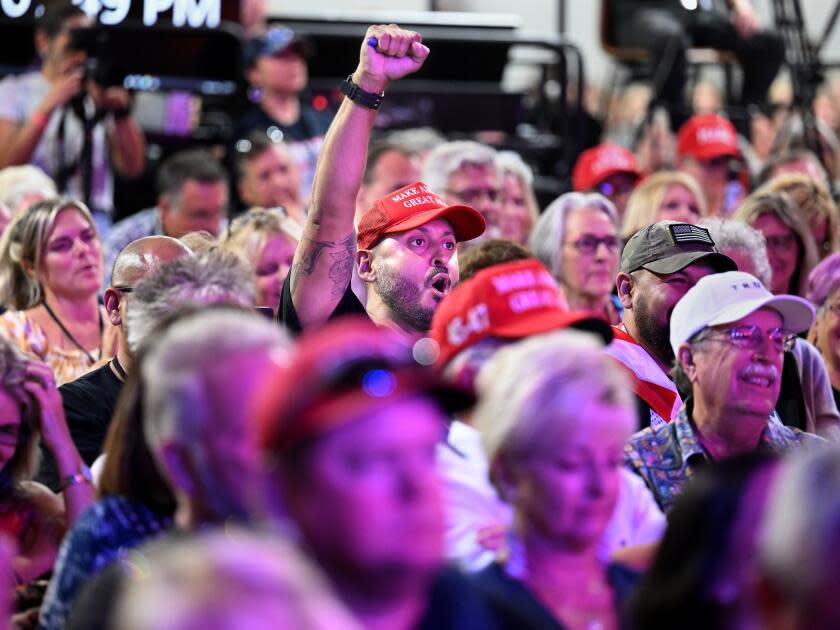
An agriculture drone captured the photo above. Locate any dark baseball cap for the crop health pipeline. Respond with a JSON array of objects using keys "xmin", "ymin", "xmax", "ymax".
[
  {"xmin": 621, "ymin": 222, "xmax": 737, "ymax": 275},
  {"xmin": 243, "ymin": 27, "xmax": 311, "ymax": 68}
]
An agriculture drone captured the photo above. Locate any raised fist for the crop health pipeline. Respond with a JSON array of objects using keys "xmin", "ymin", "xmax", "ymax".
[{"xmin": 352, "ymin": 24, "xmax": 430, "ymax": 95}]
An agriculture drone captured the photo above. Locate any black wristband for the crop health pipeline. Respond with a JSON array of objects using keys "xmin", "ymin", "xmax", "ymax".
[
  {"xmin": 340, "ymin": 74, "xmax": 384, "ymax": 110},
  {"xmin": 111, "ymin": 106, "xmax": 132, "ymax": 121}
]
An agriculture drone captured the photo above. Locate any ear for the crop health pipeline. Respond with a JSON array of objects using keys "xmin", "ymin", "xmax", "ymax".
[
  {"xmin": 246, "ymin": 66, "xmax": 260, "ymax": 87},
  {"xmin": 678, "ymin": 344, "xmax": 698, "ymax": 382},
  {"xmin": 159, "ymin": 441, "xmax": 197, "ymax": 497},
  {"xmin": 616, "ymin": 272, "xmax": 634, "ymax": 309},
  {"xmin": 20, "ymin": 258, "xmax": 35, "ymax": 278},
  {"xmin": 356, "ymin": 249, "xmax": 376, "ymax": 283},
  {"xmin": 103, "ymin": 288, "xmax": 122, "ymax": 326}
]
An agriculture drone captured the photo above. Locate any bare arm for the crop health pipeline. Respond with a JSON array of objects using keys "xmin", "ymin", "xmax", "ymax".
[
  {"xmin": 290, "ymin": 24, "xmax": 429, "ymax": 328},
  {"xmin": 0, "ymin": 68, "xmax": 83, "ymax": 169}
]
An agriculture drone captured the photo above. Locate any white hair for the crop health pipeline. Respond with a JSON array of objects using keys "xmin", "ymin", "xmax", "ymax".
[
  {"xmin": 758, "ymin": 446, "xmax": 840, "ymax": 603},
  {"xmin": 0, "ymin": 165, "xmax": 57, "ymax": 213},
  {"xmin": 114, "ymin": 526, "xmax": 362, "ymax": 630},
  {"xmin": 496, "ymin": 150, "xmax": 534, "ymax": 186},
  {"xmin": 698, "ymin": 218, "xmax": 772, "ymax": 287},
  {"xmin": 473, "ymin": 330, "xmax": 635, "ymax": 475},
  {"xmin": 528, "ymin": 192, "xmax": 618, "ymax": 281},
  {"xmin": 422, "ymin": 140, "xmax": 500, "ymax": 194},
  {"xmin": 141, "ymin": 309, "xmax": 289, "ymax": 454}
]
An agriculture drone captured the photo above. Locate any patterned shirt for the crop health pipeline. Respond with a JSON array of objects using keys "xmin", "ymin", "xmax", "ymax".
[
  {"xmin": 38, "ymin": 496, "xmax": 172, "ymax": 630},
  {"xmin": 624, "ymin": 401, "xmax": 823, "ymax": 512}
]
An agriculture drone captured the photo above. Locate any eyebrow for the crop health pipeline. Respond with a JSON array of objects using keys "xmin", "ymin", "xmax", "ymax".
[{"xmin": 408, "ymin": 225, "xmax": 455, "ymax": 239}]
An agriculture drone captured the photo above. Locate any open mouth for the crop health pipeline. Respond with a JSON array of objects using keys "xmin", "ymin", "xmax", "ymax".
[{"xmin": 741, "ymin": 374, "xmax": 775, "ymax": 388}]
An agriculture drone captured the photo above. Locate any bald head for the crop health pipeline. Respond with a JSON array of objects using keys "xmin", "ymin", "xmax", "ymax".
[{"xmin": 112, "ymin": 236, "xmax": 193, "ymax": 289}]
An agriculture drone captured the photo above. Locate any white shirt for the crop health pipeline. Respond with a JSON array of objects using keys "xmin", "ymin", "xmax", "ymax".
[{"xmin": 438, "ymin": 420, "xmax": 667, "ymax": 571}]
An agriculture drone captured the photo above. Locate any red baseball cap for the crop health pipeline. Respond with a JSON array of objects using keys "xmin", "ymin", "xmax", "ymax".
[
  {"xmin": 356, "ymin": 181, "xmax": 486, "ymax": 250},
  {"xmin": 572, "ymin": 144, "xmax": 641, "ymax": 192},
  {"xmin": 429, "ymin": 258, "xmax": 613, "ymax": 367},
  {"xmin": 677, "ymin": 113, "xmax": 741, "ymax": 161},
  {"xmin": 254, "ymin": 318, "xmax": 473, "ymax": 455}
]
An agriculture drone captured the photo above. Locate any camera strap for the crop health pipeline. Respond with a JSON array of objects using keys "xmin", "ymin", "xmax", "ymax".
[{"xmin": 54, "ymin": 100, "xmax": 100, "ymax": 209}]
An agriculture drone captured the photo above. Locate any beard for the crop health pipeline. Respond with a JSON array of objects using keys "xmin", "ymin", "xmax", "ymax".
[
  {"xmin": 633, "ymin": 292, "xmax": 675, "ymax": 367},
  {"xmin": 373, "ymin": 260, "xmax": 435, "ymax": 332}
]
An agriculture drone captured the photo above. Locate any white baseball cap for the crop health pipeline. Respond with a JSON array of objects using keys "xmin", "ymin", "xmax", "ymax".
[{"xmin": 670, "ymin": 271, "xmax": 816, "ymax": 356}]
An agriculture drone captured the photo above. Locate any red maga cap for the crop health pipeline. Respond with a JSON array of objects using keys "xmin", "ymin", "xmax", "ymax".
[
  {"xmin": 254, "ymin": 318, "xmax": 473, "ymax": 455},
  {"xmin": 429, "ymin": 258, "xmax": 613, "ymax": 367},
  {"xmin": 356, "ymin": 181, "xmax": 486, "ymax": 250},
  {"xmin": 677, "ymin": 113, "xmax": 741, "ymax": 161},
  {"xmin": 572, "ymin": 144, "xmax": 641, "ymax": 192}
]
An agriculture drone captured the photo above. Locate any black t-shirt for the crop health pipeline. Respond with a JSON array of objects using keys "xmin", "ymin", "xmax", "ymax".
[
  {"xmin": 278, "ymin": 271, "xmax": 368, "ymax": 335},
  {"xmin": 233, "ymin": 103, "xmax": 333, "ymax": 144},
  {"xmin": 36, "ymin": 361, "xmax": 123, "ymax": 491}
]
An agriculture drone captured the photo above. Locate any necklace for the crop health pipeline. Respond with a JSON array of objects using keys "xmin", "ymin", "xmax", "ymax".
[
  {"xmin": 111, "ymin": 355, "xmax": 126, "ymax": 381},
  {"xmin": 41, "ymin": 301, "xmax": 103, "ymax": 364}
]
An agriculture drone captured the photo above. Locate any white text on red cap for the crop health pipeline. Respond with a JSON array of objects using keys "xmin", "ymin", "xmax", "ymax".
[
  {"xmin": 390, "ymin": 183, "xmax": 445, "ymax": 208},
  {"xmin": 696, "ymin": 126, "xmax": 736, "ymax": 146}
]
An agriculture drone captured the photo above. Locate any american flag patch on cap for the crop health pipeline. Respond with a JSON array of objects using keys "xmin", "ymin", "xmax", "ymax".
[{"xmin": 668, "ymin": 223, "xmax": 714, "ymax": 246}]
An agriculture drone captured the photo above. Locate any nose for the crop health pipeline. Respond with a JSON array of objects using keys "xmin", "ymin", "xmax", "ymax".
[{"xmin": 586, "ymin": 464, "xmax": 606, "ymax": 498}]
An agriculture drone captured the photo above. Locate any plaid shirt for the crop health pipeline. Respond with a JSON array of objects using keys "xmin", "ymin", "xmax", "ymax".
[{"xmin": 624, "ymin": 401, "xmax": 823, "ymax": 513}]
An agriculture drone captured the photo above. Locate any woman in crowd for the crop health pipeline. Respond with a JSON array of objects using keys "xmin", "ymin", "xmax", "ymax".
[
  {"xmin": 529, "ymin": 192, "xmax": 622, "ymax": 324},
  {"xmin": 699, "ymin": 218, "xmax": 772, "ymax": 286},
  {"xmin": 472, "ymin": 331, "xmax": 638, "ymax": 630},
  {"xmin": 39, "ymin": 339, "xmax": 177, "ymax": 630},
  {"xmin": 732, "ymin": 191, "xmax": 818, "ymax": 297},
  {"xmin": 496, "ymin": 151, "xmax": 540, "ymax": 246},
  {"xmin": 0, "ymin": 336, "xmax": 93, "ymax": 585},
  {"xmin": 807, "ymin": 252, "xmax": 840, "ymax": 410},
  {"xmin": 0, "ymin": 198, "xmax": 116, "ymax": 385},
  {"xmin": 221, "ymin": 208, "xmax": 300, "ymax": 316},
  {"xmin": 758, "ymin": 172, "xmax": 840, "ymax": 259},
  {"xmin": 631, "ymin": 453, "xmax": 781, "ymax": 630},
  {"xmin": 622, "ymin": 171, "xmax": 706, "ymax": 239}
]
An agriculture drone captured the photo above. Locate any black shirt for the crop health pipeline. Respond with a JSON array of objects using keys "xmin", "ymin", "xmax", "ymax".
[
  {"xmin": 278, "ymin": 271, "xmax": 368, "ymax": 335},
  {"xmin": 233, "ymin": 103, "xmax": 333, "ymax": 145},
  {"xmin": 36, "ymin": 361, "xmax": 123, "ymax": 491}
]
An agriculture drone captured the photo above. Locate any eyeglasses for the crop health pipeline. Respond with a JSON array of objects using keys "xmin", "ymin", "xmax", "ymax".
[
  {"xmin": 822, "ymin": 301, "xmax": 840, "ymax": 315},
  {"xmin": 112, "ymin": 286, "xmax": 133, "ymax": 294},
  {"xmin": 698, "ymin": 324, "xmax": 797, "ymax": 353},
  {"xmin": 596, "ymin": 180, "xmax": 636, "ymax": 196},
  {"xmin": 565, "ymin": 235, "xmax": 621, "ymax": 255},
  {"xmin": 446, "ymin": 187, "xmax": 500, "ymax": 204}
]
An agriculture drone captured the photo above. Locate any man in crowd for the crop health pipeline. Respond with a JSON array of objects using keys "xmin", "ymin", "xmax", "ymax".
[
  {"xmin": 0, "ymin": 1, "xmax": 145, "ymax": 229},
  {"xmin": 355, "ymin": 135, "xmax": 421, "ymax": 226},
  {"xmin": 143, "ymin": 308, "xmax": 289, "ymax": 528},
  {"xmin": 429, "ymin": 254, "xmax": 665, "ymax": 571},
  {"xmin": 677, "ymin": 114, "xmax": 746, "ymax": 216},
  {"xmin": 281, "ymin": 24, "xmax": 485, "ymax": 335},
  {"xmin": 572, "ymin": 143, "xmax": 641, "ymax": 219},
  {"xmin": 625, "ymin": 271, "xmax": 821, "ymax": 512},
  {"xmin": 609, "ymin": 222, "xmax": 736, "ymax": 428},
  {"xmin": 254, "ymin": 317, "xmax": 496, "ymax": 630},
  {"xmin": 37, "ymin": 235, "xmax": 192, "ymax": 489},
  {"xmin": 423, "ymin": 141, "xmax": 510, "ymax": 243},
  {"xmin": 103, "ymin": 149, "xmax": 228, "ymax": 284},
  {"xmin": 235, "ymin": 130, "xmax": 305, "ymax": 225}
]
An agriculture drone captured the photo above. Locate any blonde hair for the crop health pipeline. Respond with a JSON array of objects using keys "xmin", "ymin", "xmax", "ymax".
[
  {"xmin": 622, "ymin": 171, "xmax": 707, "ymax": 240},
  {"xmin": 0, "ymin": 336, "xmax": 41, "ymax": 491},
  {"xmin": 0, "ymin": 197, "xmax": 98, "ymax": 310},
  {"xmin": 221, "ymin": 208, "xmax": 301, "ymax": 270},
  {"xmin": 732, "ymin": 190, "xmax": 819, "ymax": 296},
  {"xmin": 496, "ymin": 151, "xmax": 540, "ymax": 241},
  {"xmin": 758, "ymin": 173, "xmax": 840, "ymax": 257},
  {"xmin": 474, "ymin": 330, "xmax": 634, "ymax": 492}
]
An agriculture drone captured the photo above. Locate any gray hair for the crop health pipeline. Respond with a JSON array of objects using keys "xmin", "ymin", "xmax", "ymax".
[
  {"xmin": 385, "ymin": 127, "xmax": 446, "ymax": 154},
  {"xmin": 0, "ymin": 166, "xmax": 57, "ymax": 213},
  {"xmin": 528, "ymin": 192, "xmax": 618, "ymax": 281},
  {"xmin": 758, "ymin": 446, "xmax": 840, "ymax": 604},
  {"xmin": 422, "ymin": 140, "xmax": 500, "ymax": 194},
  {"xmin": 473, "ymin": 330, "xmax": 635, "ymax": 485},
  {"xmin": 699, "ymin": 218, "xmax": 773, "ymax": 287},
  {"xmin": 113, "ymin": 526, "xmax": 362, "ymax": 630},
  {"xmin": 142, "ymin": 309, "xmax": 289, "ymax": 455},
  {"xmin": 126, "ymin": 250, "xmax": 255, "ymax": 354}
]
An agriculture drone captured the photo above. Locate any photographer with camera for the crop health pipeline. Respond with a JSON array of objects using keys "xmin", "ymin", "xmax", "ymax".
[{"xmin": 0, "ymin": 3, "xmax": 145, "ymax": 234}]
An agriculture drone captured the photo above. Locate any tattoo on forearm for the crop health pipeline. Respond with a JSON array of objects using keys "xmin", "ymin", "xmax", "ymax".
[{"xmin": 291, "ymin": 233, "xmax": 355, "ymax": 299}]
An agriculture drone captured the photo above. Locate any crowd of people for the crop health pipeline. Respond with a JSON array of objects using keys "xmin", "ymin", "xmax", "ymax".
[{"xmin": 2, "ymin": 2, "xmax": 840, "ymax": 629}]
